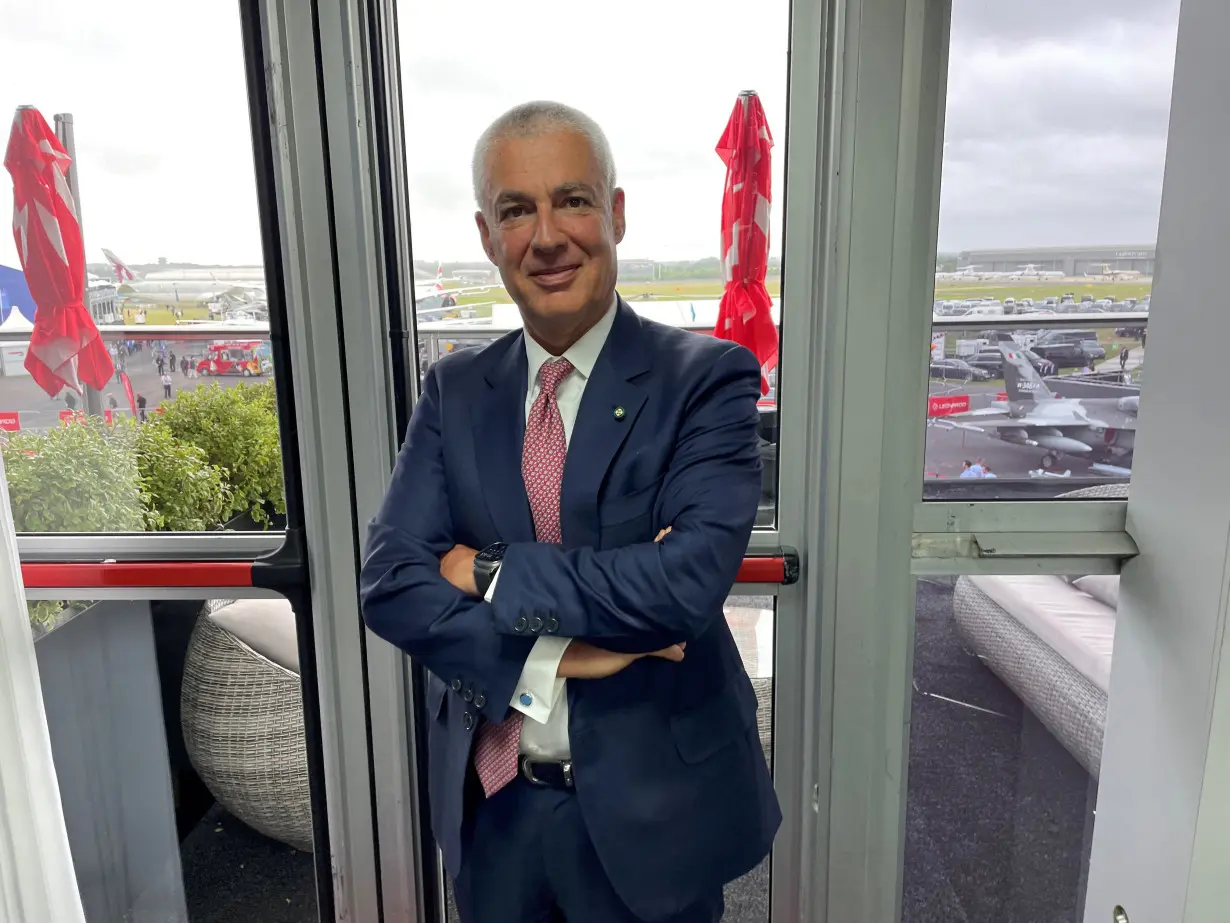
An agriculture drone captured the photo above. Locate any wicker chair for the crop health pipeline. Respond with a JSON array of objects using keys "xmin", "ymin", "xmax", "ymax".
[
  {"xmin": 180, "ymin": 600, "xmax": 313, "ymax": 852},
  {"xmin": 750, "ymin": 676, "xmax": 774, "ymax": 769},
  {"xmin": 950, "ymin": 480, "xmax": 1129, "ymax": 778}
]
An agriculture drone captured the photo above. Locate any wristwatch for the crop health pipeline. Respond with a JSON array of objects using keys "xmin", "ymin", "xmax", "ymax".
[{"xmin": 472, "ymin": 542, "xmax": 508, "ymax": 598}]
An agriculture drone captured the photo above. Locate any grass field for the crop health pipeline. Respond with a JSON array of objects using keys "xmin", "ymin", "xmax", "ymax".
[
  {"xmin": 933, "ymin": 280, "xmax": 1152, "ymax": 303},
  {"xmin": 120, "ymin": 305, "xmax": 212, "ymax": 325},
  {"xmin": 450, "ymin": 276, "xmax": 1150, "ymax": 308}
]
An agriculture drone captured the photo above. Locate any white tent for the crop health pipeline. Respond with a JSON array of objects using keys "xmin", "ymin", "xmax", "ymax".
[{"xmin": 0, "ymin": 307, "xmax": 33, "ymax": 377}]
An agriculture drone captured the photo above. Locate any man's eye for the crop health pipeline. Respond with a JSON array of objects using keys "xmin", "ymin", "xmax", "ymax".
[
  {"xmin": 500, "ymin": 205, "xmax": 526, "ymax": 221},
  {"xmin": 563, "ymin": 196, "xmax": 587, "ymax": 208}
]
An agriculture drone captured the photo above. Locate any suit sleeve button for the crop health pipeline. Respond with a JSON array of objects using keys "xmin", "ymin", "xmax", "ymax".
[
  {"xmin": 463, "ymin": 713, "xmax": 474, "ymax": 731},
  {"xmin": 514, "ymin": 617, "xmax": 528, "ymax": 632},
  {"xmin": 451, "ymin": 678, "xmax": 463, "ymax": 692},
  {"xmin": 462, "ymin": 685, "xmax": 474, "ymax": 702},
  {"xmin": 545, "ymin": 617, "xmax": 559, "ymax": 633},
  {"xmin": 474, "ymin": 693, "xmax": 486, "ymax": 708},
  {"xmin": 529, "ymin": 616, "xmax": 543, "ymax": 632}
]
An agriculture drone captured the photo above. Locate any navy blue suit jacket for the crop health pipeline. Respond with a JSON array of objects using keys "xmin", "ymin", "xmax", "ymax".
[{"xmin": 360, "ymin": 298, "xmax": 781, "ymax": 920}]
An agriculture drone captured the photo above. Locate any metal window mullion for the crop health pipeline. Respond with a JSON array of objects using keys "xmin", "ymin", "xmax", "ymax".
[
  {"xmin": 795, "ymin": 0, "xmax": 953, "ymax": 921},
  {"xmin": 770, "ymin": 0, "xmax": 836, "ymax": 916},
  {"xmin": 310, "ymin": 0, "xmax": 434, "ymax": 920},
  {"xmin": 913, "ymin": 499, "xmax": 1128, "ymax": 534},
  {"xmin": 16, "ymin": 533, "xmax": 286, "ymax": 562},
  {"xmin": 259, "ymin": 0, "xmax": 383, "ymax": 918}
]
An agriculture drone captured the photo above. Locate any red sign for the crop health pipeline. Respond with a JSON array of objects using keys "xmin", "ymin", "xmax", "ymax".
[
  {"xmin": 104, "ymin": 409, "xmax": 113, "ymax": 424},
  {"xmin": 0, "ymin": 412, "xmax": 18, "ymax": 432},
  {"xmin": 928, "ymin": 394, "xmax": 970, "ymax": 417},
  {"xmin": 58, "ymin": 410, "xmax": 85, "ymax": 424},
  {"xmin": 996, "ymin": 391, "xmax": 1008, "ymax": 401}
]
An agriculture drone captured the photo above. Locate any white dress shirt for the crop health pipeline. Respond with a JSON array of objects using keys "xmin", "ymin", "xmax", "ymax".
[{"xmin": 484, "ymin": 295, "xmax": 618, "ymax": 760}]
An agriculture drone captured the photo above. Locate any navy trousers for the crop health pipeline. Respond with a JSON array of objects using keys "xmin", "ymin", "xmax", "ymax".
[{"xmin": 453, "ymin": 773, "xmax": 724, "ymax": 923}]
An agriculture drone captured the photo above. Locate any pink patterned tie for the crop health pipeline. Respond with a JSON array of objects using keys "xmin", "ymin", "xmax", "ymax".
[{"xmin": 473, "ymin": 357, "xmax": 574, "ymax": 797}]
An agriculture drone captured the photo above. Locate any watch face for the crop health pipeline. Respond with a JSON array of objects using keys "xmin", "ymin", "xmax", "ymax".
[{"xmin": 475, "ymin": 542, "xmax": 507, "ymax": 565}]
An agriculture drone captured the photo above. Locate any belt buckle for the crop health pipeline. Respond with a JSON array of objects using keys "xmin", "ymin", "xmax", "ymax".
[
  {"xmin": 520, "ymin": 756, "xmax": 549, "ymax": 787},
  {"xmin": 518, "ymin": 757, "xmax": 574, "ymax": 788}
]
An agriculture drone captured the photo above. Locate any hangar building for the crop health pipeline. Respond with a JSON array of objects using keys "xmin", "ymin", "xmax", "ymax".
[{"xmin": 958, "ymin": 245, "xmax": 1155, "ymax": 277}]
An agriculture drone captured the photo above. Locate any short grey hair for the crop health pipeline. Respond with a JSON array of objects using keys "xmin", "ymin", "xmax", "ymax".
[{"xmin": 472, "ymin": 101, "xmax": 617, "ymax": 213}]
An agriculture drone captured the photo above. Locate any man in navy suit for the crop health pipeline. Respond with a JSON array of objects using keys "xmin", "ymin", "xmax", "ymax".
[{"xmin": 360, "ymin": 100, "xmax": 780, "ymax": 923}]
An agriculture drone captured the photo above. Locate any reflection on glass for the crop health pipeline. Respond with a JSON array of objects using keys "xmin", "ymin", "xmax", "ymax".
[
  {"xmin": 34, "ymin": 596, "xmax": 317, "ymax": 922},
  {"xmin": 925, "ymin": 319, "xmax": 1144, "ymax": 496},
  {"xmin": 0, "ymin": 330, "xmax": 284, "ymax": 533},
  {"xmin": 925, "ymin": 0, "xmax": 1178, "ymax": 499},
  {"xmin": 443, "ymin": 594, "xmax": 776, "ymax": 923},
  {"xmin": 904, "ymin": 572, "xmax": 1114, "ymax": 920}
]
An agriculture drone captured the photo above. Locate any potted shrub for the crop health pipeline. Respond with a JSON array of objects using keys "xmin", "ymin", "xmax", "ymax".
[
  {"xmin": 156, "ymin": 382, "xmax": 286, "ymax": 527},
  {"xmin": 2, "ymin": 418, "xmax": 146, "ymax": 635},
  {"xmin": 134, "ymin": 420, "xmax": 233, "ymax": 531}
]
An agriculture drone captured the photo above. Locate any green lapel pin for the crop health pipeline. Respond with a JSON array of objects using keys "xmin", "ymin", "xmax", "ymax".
[{"xmin": 613, "ymin": 405, "xmax": 626, "ymax": 421}]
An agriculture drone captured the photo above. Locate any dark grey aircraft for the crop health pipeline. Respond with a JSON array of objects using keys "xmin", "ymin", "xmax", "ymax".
[{"xmin": 941, "ymin": 344, "xmax": 1138, "ymax": 471}]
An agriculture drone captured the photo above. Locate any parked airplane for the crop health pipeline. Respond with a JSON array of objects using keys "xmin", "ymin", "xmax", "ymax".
[
  {"xmin": 939, "ymin": 344, "xmax": 1137, "ymax": 470},
  {"xmin": 1009, "ymin": 263, "xmax": 1065, "ymax": 279},
  {"xmin": 103, "ymin": 249, "xmax": 266, "ymax": 305},
  {"xmin": 1084, "ymin": 263, "xmax": 1143, "ymax": 280},
  {"xmin": 105, "ymin": 249, "xmax": 497, "ymax": 315},
  {"xmin": 935, "ymin": 264, "xmax": 987, "ymax": 281}
]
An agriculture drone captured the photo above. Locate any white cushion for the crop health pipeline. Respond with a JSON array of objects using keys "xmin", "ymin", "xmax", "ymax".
[
  {"xmin": 968, "ymin": 574, "xmax": 1116, "ymax": 693},
  {"xmin": 209, "ymin": 598, "xmax": 300, "ymax": 674},
  {"xmin": 1073, "ymin": 575, "xmax": 1120, "ymax": 611}
]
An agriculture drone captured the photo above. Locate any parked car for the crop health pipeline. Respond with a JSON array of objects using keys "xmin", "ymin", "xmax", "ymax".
[
  {"xmin": 966, "ymin": 348, "xmax": 1055, "ymax": 378},
  {"xmin": 929, "ymin": 357, "xmax": 993, "ymax": 382},
  {"xmin": 1030, "ymin": 330, "xmax": 1107, "ymax": 368}
]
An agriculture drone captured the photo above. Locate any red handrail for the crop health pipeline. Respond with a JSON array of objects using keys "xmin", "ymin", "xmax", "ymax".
[
  {"xmin": 21, "ymin": 556, "xmax": 790, "ymax": 588},
  {"xmin": 21, "ymin": 562, "xmax": 254, "ymax": 589}
]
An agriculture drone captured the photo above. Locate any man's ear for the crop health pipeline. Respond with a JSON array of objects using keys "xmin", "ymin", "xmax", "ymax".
[
  {"xmin": 611, "ymin": 187, "xmax": 626, "ymax": 245},
  {"xmin": 475, "ymin": 211, "xmax": 496, "ymax": 263}
]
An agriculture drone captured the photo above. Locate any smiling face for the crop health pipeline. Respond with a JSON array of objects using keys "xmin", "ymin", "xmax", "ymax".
[{"xmin": 475, "ymin": 128, "xmax": 625, "ymax": 353}]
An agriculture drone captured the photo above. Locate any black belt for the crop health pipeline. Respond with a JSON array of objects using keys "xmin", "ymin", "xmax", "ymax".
[{"xmin": 519, "ymin": 756, "xmax": 574, "ymax": 790}]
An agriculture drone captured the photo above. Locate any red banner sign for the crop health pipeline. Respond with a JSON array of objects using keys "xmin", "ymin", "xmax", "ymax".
[
  {"xmin": 928, "ymin": 394, "xmax": 970, "ymax": 417},
  {"xmin": 0, "ymin": 412, "xmax": 18, "ymax": 432}
]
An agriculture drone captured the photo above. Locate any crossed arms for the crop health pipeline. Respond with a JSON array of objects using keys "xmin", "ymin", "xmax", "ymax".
[{"xmin": 358, "ymin": 343, "xmax": 763, "ymax": 723}]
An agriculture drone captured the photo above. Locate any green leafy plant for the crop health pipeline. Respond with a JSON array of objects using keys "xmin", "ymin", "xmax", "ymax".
[
  {"xmin": 2, "ymin": 419, "xmax": 146, "ymax": 628},
  {"xmin": 156, "ymin": 382, "xmax": 286, "ymax": 524},
  {"xmin": 135, "ymin": 420, "xmax": 233, "ymax": 531},
  {"xmin": 2, "ymin": 419, "xmax": 147, "ymax": 532}
]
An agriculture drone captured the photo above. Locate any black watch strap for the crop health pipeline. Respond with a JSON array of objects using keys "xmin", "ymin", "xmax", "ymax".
[{"xmin": 473, "ymin": 542, "xmax": 507, "ymax": 597}]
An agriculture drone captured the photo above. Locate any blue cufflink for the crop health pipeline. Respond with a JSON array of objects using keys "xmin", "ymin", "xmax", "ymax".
[{"xmin": 519, "ymin": 692, "xmax": 533, "ymax": 707}]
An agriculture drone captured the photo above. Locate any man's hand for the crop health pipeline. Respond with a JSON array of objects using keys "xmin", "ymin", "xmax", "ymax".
[
  {"xmin": 439, "ymin": 544, "xmax": 479, "ymax": 596},
  {"xmin": 655, "ymin": 526, "xmax": 672, "ymax": 542},
  {"xmin": 556, "ymin": 639, "xmax": 686, "ymax": 680}
]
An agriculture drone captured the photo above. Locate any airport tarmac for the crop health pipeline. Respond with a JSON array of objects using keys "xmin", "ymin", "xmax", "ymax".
[{"xmin": 0, "ymin": 349, "xmax": 268, "ymax": 429}]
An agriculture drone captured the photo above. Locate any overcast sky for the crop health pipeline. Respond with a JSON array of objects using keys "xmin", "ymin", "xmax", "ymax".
[{"xmin": 0, "ymin": 0, "xmax": 1180, "ymax": 270}]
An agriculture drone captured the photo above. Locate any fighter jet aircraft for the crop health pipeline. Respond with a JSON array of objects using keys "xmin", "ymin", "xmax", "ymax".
[{"xmin": 939, "ymin": 344, "xmax": 1138, "ymax": 471}]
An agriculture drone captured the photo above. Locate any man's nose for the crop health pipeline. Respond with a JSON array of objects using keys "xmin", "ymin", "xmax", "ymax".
[{"xmin": 530, "ymin": 208, "xmax": 567, "ymax": 252}]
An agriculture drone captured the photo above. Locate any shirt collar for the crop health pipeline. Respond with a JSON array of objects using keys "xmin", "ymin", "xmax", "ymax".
[{"xmin": 523, "ymin": 293, "xmax": 618, "ymax": 385}]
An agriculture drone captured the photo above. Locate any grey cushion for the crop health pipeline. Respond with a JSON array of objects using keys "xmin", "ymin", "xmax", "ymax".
[
  {"xmin": 1073, "ymin": 574, "xmax": 1120, "ymax": 611},
  {"xmin": 208, "ymin": 598, "xmax": 299, "ymax": 674}
]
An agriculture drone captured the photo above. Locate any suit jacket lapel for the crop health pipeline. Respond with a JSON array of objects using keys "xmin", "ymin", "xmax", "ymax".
[
  {"xmin": 471, "ymin": 337, "xmax": 536, "ymax": 543},
  {"xmin": 561, "ymin": 299, "xmax": 652, "ymax": 549}
]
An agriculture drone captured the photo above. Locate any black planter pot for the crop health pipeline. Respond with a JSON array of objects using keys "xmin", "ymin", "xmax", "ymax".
[{"xmin": 221, "ymin": 504, "xmax": 287, "ymax": 532}]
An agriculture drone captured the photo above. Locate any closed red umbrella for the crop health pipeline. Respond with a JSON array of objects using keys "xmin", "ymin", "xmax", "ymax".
[
  {"xmin": 713, "ymin": 91, "xmax": 778, "ymax": 396},
  {"xmin": 5, "ymin": 106, "xmax": 113, "ymax": 397}
]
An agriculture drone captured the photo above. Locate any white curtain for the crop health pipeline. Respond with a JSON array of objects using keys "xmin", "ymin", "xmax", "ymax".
[{"xmin": 0, "ymin": 452, "xmax": 86, "ymax": 923}]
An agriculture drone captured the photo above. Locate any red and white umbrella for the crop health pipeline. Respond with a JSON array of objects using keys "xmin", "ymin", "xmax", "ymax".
[
  {"xmin": 4, "ymin": 106, "xmax": 113, "ymax": 397},
  {"xmin": 713, "ymin": 91, "xmax": 778, "ymax": 395}
]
